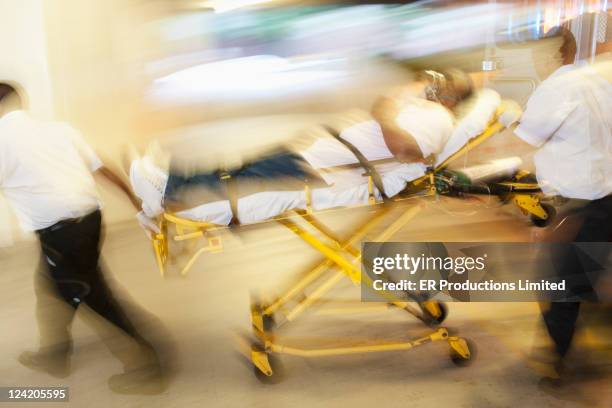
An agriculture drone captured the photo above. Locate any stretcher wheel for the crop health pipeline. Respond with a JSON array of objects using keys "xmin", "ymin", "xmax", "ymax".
[
  {"xmin": 262, "ymin": 313, "xmax": 276, "ymax": 332},
  {"xmin": 530, "ymin": 203, "xmax": 556, "ymax": 228},
  {"xmin": 250, "ymin": 296, "xmax": 276, "ymax": 334},
  {"xmin": 252, "ymin": 348, "xmax": 285, "ymax": 384},
  {"xmin": 449, "ymin": 338, "xmax": 476, "ymax": 367},
  {"xmin": 422, "ymin": 301, "xmax": 448, "ymax": 326}
]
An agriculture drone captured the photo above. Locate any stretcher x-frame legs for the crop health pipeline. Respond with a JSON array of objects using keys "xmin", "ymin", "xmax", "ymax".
[{"xmin": 249, "ymin": 204, "xmax": 473, "ymax": 382}]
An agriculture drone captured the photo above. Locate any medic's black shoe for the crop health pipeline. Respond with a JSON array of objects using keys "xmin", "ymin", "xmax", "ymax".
[{"xmin": 18, "ymin": 350, "xmax": 71, "ymax": 379}]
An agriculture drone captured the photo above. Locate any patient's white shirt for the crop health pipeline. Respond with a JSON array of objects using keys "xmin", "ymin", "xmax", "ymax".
[
  {"xmin": 300, "ymin": 98, "xmax": 454, "ymax": 192},
  {"xmin": 516, "ymin": 63, "xmax": 612, "ymax": 200}
]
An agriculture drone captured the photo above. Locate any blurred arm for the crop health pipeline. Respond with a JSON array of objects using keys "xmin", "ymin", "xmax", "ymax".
[
  {"xmin": 95, "ymin": 166, "xmax": 142, "ymax": 210},
  {"xmin": 67, "ymin": 129, "xmax": 142, "ymax": 211},
  {"xmin": 371, "ymin": 96, "xmax": 425, "ymax": 163}
]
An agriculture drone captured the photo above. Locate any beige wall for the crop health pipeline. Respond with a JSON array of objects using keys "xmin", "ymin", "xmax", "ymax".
[
  {"xmin": 0, "ymin": 0, "xmax": 54, "ymax": 118},
  {"xmin": 42, "ymin": 0, "xmax": 143, "ymax": 233},
  {"xmin": 0, "ymin": 0, "xmax": 159, "ymax": 246}
]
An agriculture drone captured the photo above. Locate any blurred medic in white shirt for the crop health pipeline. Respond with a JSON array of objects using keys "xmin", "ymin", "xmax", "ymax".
[
  {"xmin": 504, "ymin": 26, "xmax": 612, "ymax": 388},
  {"xmin": 0, "ymin": 82, "xmax": 164, "ymax": 395}
]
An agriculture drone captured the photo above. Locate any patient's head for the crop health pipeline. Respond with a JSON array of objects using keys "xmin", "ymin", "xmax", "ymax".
[{"xmin": 421, "ymin": 69, "xmax": 473, "ymax": 110}]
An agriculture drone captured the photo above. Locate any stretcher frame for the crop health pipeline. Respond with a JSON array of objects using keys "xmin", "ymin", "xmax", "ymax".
[{"xmin": 147, "ymin": 103, "xmax": 551, "ymax": 380}]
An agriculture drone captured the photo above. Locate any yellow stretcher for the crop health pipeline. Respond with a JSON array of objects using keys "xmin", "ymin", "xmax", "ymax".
[{"xmin": 148, "ymin": 103, "xmax": 552, "ymax": 382}]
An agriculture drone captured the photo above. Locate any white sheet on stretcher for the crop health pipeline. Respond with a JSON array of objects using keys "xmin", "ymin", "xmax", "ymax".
[{"xmin": 131, "ymin": 89, "xmax": 502, "ymax": 226}]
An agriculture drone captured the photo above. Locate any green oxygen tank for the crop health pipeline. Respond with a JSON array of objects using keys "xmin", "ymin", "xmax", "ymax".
[{"xmin": 436, "ymin": 157, "xmax": 523, "ymax": 194}]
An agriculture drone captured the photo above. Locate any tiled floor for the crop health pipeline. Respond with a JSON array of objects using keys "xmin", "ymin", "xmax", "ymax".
[{"xmin": 0, "ymin": 199, "xmax": 609, "ymax": 407}]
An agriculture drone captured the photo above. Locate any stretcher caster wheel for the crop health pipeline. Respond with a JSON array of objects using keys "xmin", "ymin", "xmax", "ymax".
[
  {"xmin": 251, "ymin": 305, "xmax": 276, "ymax": 333},
  {"xmin": 422, "ymin": 301, "xmax": 448, "ymax": 326},
  {"xmin": 530, "ymin": 203, "xmax": 556, "ymax": 228},
  {"xmin": 449, "ymin": 337, "xmax": 476, "ymax": 367},
  {"xmin": 262, "ymin": 313, "xmax": 276, "ymax": 332},
  {"xmin": 251, "ymin": 346, "xmax": 284, "ymax": 384}
]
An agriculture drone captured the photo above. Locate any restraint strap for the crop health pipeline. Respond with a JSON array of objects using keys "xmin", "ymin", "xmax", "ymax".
[
  {"xmin": 321, "ymin": 124, "xmax": 388, "ymax": 199},
  {"xmin": 317, "ymin": 157, "xmax": 399, "ymax": 174},
  {"xmin": 220, "ymin": 171, "xmax": 240, "ymax": 225},
  {"xmin": 304, "ymin": 184, "xmax": 313, "ymax": 213}
]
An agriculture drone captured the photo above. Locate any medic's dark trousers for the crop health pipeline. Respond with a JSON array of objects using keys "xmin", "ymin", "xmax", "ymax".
[
  {"xmin": 543, "ymin": 195, "xmax": 612, "ymax": 358},
  {"xmin": 35, "ymin": 210, "xmax": 155, "ymax": 369}
]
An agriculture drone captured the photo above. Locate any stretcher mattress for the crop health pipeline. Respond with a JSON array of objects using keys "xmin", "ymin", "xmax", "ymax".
[{"xmin": 131, "ymin": 89, "xmax": 502, "ymax": 225}]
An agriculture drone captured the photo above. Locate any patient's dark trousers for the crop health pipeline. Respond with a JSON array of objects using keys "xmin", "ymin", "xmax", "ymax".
[
  {"xmin": 35, "ymin": 210, "xmax": 155, "ymax": 369},
  {"xmin": 543, "ymin": 195, "xmax": 612, "ymax": 358},
  {"xmin": 164, "ymin": 149, "xmax": 311, "ymax": 202}
]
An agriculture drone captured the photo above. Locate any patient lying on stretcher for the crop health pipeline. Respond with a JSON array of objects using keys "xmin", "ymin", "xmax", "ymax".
[{"xmin": 130, "ymin": 70, "xmax": 508, "ymax": 227}]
